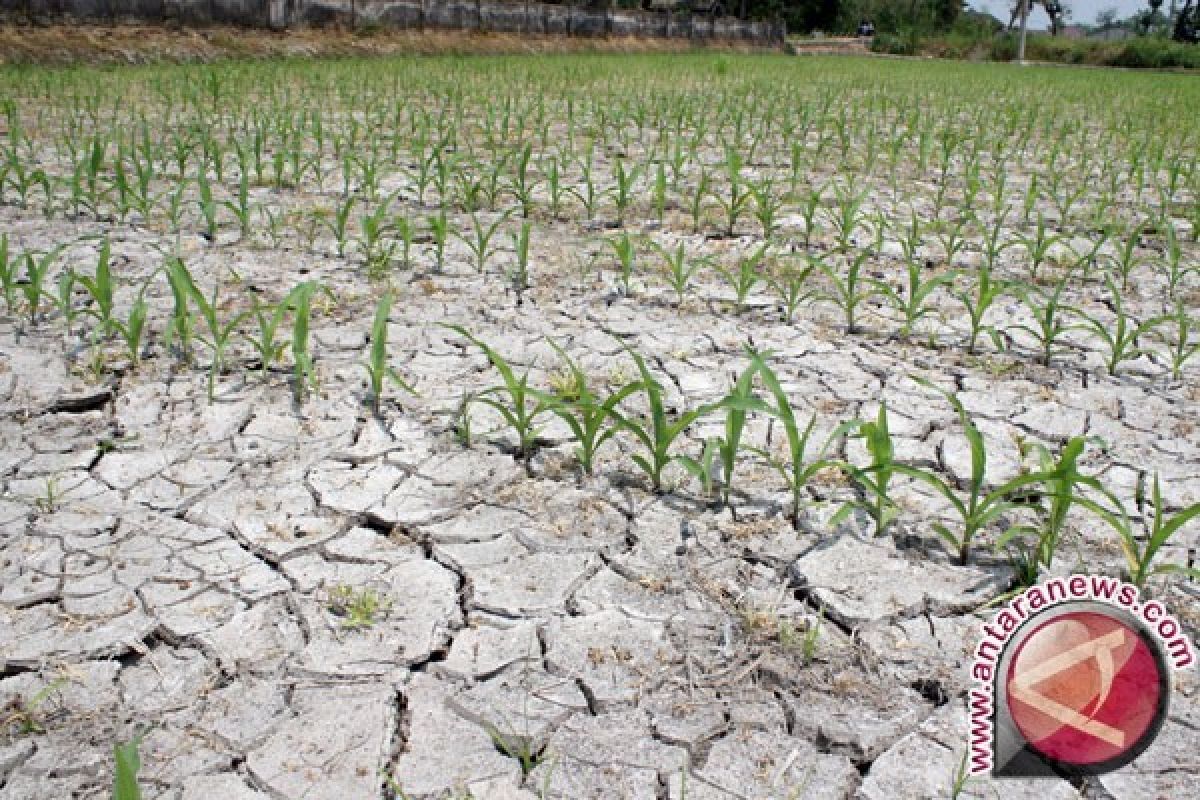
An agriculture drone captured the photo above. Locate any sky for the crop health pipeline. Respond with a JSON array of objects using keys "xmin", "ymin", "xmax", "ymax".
[{"xmin": 968, "ymin": 0, "xmax": 1155, "ymax": 27}]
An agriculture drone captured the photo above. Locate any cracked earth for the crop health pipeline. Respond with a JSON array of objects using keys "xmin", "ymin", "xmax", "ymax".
[{"xmin": 0, "ymin": 55, "xmax": 1198, "ymax": 800}]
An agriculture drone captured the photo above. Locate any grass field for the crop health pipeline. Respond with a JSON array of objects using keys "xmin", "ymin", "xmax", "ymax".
[{"xmin": 1, "ymin": 53, "xmax": 1198, "ymax": 798}]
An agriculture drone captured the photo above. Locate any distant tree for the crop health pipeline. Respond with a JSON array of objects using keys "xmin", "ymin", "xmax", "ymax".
[
  {"xmin": 1095, "ymin": 5, "xmax": 1119, "ymax": 27},
  {"xmin": 1176, "ymin": 0, "xmax": 1199, "ymax": 41}
]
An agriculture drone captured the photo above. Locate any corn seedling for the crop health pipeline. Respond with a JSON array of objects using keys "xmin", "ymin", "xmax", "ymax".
[
  {"xmin": 0, "ymin": 234, "xmax": 15, "ymax": 312},
  {"xmin": 508, "ymin": 221, "xmax": 533, "ymax": 304},
  {"xmin": 181, "ymin": 271, "xmax": 250, "ymax": 402},
  {"xmin": 996, "ymin": 436, "xmax": 1123, "ymax": 587},
  {"xmin": 1155, "ymin": 301, "xmax": 1200, "ymax": 381},
  {"xmin": 363, "ymin": 291, "xmax": 417, "ymax": 413},
  {"xmin": 874, "ymin": 258, "xmax": 956, "ymax": 339},
  {"xmin": 766, "ymin": 254, "xmax": 818, "ymax": 324},
  {"xmin": 608, "ymin": 232, "xmax": 638, "ymax": 297},
  {"xmin": 1106, "ymin": 221, "xmax": 1145, "ymax": 291},
  {"xmin": 747, "ymin": 348, "xmax": 855, "ymax": 530},
  {"xmin": 531, "ymin": 339, "xmax": 642, "ymax": 475},
  {"xmin": 715, "ymin": 245, "xmax": 768, "ymax": 314},
  {"xmin": 163, "ymin": 257, "xmax": 196, "ymax": 363},
  {"xmin": 702, "ymin": 361, "xmax": 768, "ymax": 507},
  {"xmin": 895, "ymin": 379, "xmax": 1059, "ymax": 565},
  {"xmin": 953, "ymin": 261, "xmax": 1010, "ymax": 355},
  {"xmin": 458, "ymin": 211, "xmax": 511, "ymax": 274},
  {"xmin": 288, "ymin": 280, "xmax": 326, "ymax": 402},
  {"xmin": 611, "ymin": 157, "xmax": 643, "ymax": 228},
  {"xmin": 18, "ymin": 246, "xmax": 64, "ymax": 326},
  {"xmin": 1117, "ymin": 474, "xmax": 1200, "ymax": 587},
  {"xmin": 112, "ymin": 291, "xmax": 148, "ymax": 366},
  {"xmin": 618, "ymin": 343, "xmax": 722, "ymax": 493},
  {"xmin": 816, "ymin": 251, "xmax": 875, "ymax": 335},
  {"xmin": 112, "ymin": 733, "xmax": 145, "ymax": 800},
  {"xmin": 1010, "ymin": 273, "xmax": 1084, "ymax": 366},
  {"xmin": 448, "ymin": 325, "xmax": 553, "ymax": 459},
  {"xmin": 1018, "ymin": 214, "xmax": 1065, "ymax": 284},
  {"xmin": 1078, "ymin": 275, "xmax": 1166, "ymax": 375},
  {"xmin": 650, "ymin": 240, "xmax": 705, "ymax": 307},
  {"xmin": 76, "ymin": 238, "xmax": 115, "ymax": 337},
  {"xmin": 834, "ymin": 403, "xmax": 899, "ymax": 537},
  {"xmin": 713, "ymin": 147, "xmax": 752, "ymax": 237}
]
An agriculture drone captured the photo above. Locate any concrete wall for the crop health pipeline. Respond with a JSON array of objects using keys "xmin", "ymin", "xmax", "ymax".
[{"xmin": 0, "ymin": 0, "xmax": 784, "ymax": 42}]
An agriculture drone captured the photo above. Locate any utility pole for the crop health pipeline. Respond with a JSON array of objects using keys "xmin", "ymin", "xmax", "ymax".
[{"xmin": 1017, "ymin": 0, "xmax": 1030, "ymax": 64}]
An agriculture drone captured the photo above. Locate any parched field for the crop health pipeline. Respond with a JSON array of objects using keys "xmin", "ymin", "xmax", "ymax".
[{"xmin": 0, "ymin": 53, "xmax": 1198, "ymax": 799}]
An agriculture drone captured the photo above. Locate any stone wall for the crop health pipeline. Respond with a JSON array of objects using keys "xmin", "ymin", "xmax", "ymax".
[{"xmin": 0, "ymin": 0, "xmax": 784, "ymax": 43}]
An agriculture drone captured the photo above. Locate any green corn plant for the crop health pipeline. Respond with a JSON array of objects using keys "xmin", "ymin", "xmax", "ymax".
[
  {"xmin": 873, "ymin": 259, "xmax": 956, "ymax": 338},
  {"xmin": 750, "ymin": 178, "xmax": 783, "ymax": 240},
  {"xmin": 650, "ymin": 239, "xmax": 705, "ymax": 307},
  {"xmin": 651, "ymin": 162, "xmax": 667, "ymax": 226},
  {"xmin": 327, "ymin": 196, "xmax": 356, "ymax": 259},
  {"xmin": 428, "ymin": 209, "xmax": 450, "ymax": 274},
  {"xmin": 183, "ymin": 272, "xmax": 250, "ymax": 402},
  {"xmin": 112, "ymin": 733, "xmax": 145, "ymax": 800},
  {"xmin": 894, "ymin": 379, "xmax": 1059, "ymax": 565},
  {"xmin": 76, "ymin": 238, "xmax": 116, "ymax": 337},
  {"xmin": 766, "ymin": 254, "xmax": 818, "ymax": 325},
  {"xmin": 798, "ymin": 183, "xmax": 825, "ymax": 249},
  {"xmin": 163, "ymin": 257, "xmax": 196, "ymax": 363},
  {"xmin": 1160, "ymin": 224, "xmax": 1198, "ymax": 300},
  {"xmin": 18, "ymin": 246, "xmax": 64, "ymax": 325},
  {"xmin": 530, "ymin": 339, "xmax": 643, "ymax": 475},
  {"xmin": 976, "ymin": 208, "xmax": 1019, "ymax": 272},
  {"xmin": 608, "ymin": 232, "xmax": 638, "ymax": 297},
  {"xmin": 713, "ymin": 146, "xmax": 752, "ymax": 237},
  {"xmin": 393, "ymin": 215, "xmax": 416, "ymax": 271},
  {"xmin": 618, "ymin": 343, "xmax": 722, "ymax": 493},
  {"xmin": 363, "ymin": 290, "xmax": 417, "ymax": 413},
  {"xmin": 747, "ymin": 348, "xmax": 856, "ymax": 531},
  {"xmin": 1017, "ymin": 214, "xmax": 1065, "ymax": 283},
  {"xmin": 0, "ymin": 234, "xmax": 15, "ymax": 311},
  {"xmin": 834, "ymin": 403, "xmax": 899, "ymax": 537},
  {"xmin": 827, "ymin": 184, "xmax": 867, "ymax": 253},
  {"xmin": 111, "ymin": 290, "xmax": 148, "ymax": 366},
  {"xmin": 689, "ymin": 168, "xmax": 711, "ymax": 234},
  {"xmin": 506, "ymin": 143, "xmax": 539, "ymax": 219},
  {"xmin": 679, "ymin": 437, "xmax": 721, "ymax": 502},
  {"xmin": 244, "ymin": 292, "xmax": 291, "ymax": 378},
  {"xmin": 288, "ymin": 280, "xmax": 326, "ymax": 402},
  {"xmin": 1010, "ymin": 273, "xmax": 1084, "ymax": 366},
  {"xmin": 569, "ymin": 148, "xmax": 605, "ymax": 221},
  {"xmin": 447, "ymin": 324, "xmax": 553, "ymax": 459},
  {"xmin": 816, "ymin": 250, "xmax": 875, "ymax": 335},
  {"xmin": 508, "ymin": 221, "xmax": 533, "ymax": 304},
  {"xmin": 1078, "ymin": 275, "xmax": 1166, "ymax": 376},
  {"xmin": 953, "ymin": 261, "xmax": 1010, "ymax": 355},
  {"xmin": 1155, "ymin": 301, "xmax": 1200, "ymax": 381},
  {"xmin": 47, "ymin": 255, "xmax": 79, "ymax": 330},
  {"xmin": 714, "ymin": 245, "xmax": 768, "ymax": 314},
  {"xmin": 1118, "ymin": 474, "xmax": 1200, "ymax": 587},
  {"xmin": 995, "ymin": 436, "xmax": 1122, "ymax": 587},
  {"xmin": 611, "ymin": 157, "xmax": 643, "ymax": 228},
  {"xmin": 222, "ymin": 169, "xmax": 253, "ymax": 240},
  {"xmin": 1106, "ymin": 221, "xmax": 1144, "ymax": 291},
  {"xmin": 543, "ymin": 155, "xmax": 566, "ymax": 218},
  {"xmin": 356, "ymin": 196, "xmax": 397, "ymax": 278},
  {"xmin": 457, "ymin": 211, "xmax": 511, "ymax": 274},
  {"xmin": 686, "ymin": 360, "xmax": 769, "ymax": 508},
  {"xmin": 195, "ymin": 168, "xmax": 219, "ymax": 241}
]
